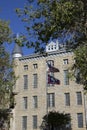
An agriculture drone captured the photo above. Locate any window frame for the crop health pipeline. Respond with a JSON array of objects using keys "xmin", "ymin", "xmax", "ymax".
[
  {"xmin": 64, "ymin": 70, "xmax": 69, "ymax": 85},
  {"xmin": 23, "ymin": 97, "xmax": 28, "ymax": 109},
  {"xmin": 33, "ymin": 73, "xmax": 38, "ymax": 88},
  {"xmin": 65, "ymin": 93, "xmax": 70, "ymax": 106},
  {"xmin": 33, "ymin": 115, "xmax": 37, "ymax": 129},
  {"xmin": 76, "ymin": 92, "xmax": 82, "ymax": 105},
  {"xmin": 24, "ymin": 65, "xmax": 28, "ymax": 70},
  {"xmin": 22, "ymin": 116, "xmax": 27, "ymax": 130},
  {"xmin": 33, "ymin": 96, "xmax": 38, "ymax": 108},
  {"xmin": 77, "ymin": 113, "xmax": 83, "ymax": 128},
  {"xmin": 47, "ymin": 60, "xmax": 54, "ymax": 66},
  {"xmin": 47, "ymin": 93, "xmax": 55, "ymax": 107},
  {"xmin": 33, "ymin": 63, "xmax": 38, "ymax": 69},
  {"xmin": 23, "ymin": 75, "xmax": 28, "ymax": 89},
  {"xmin": 63, "ymin": 59, "xmax": 69, "ymax": 64}
]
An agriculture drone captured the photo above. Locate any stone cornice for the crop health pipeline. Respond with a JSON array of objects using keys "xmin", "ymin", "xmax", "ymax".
[{"xmin": 19, "ymin": 50, "xmax": 73, "ymax": 61}]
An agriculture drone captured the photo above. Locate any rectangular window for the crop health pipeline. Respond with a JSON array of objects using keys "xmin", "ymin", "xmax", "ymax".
[
  {"xmin": 23, "ymin": 97, "xmax": 28, "ymax": 109},
  {"xmin": 33, "ymin": 74, "xmax": 38, "ymax": 88},
  {"xmin": 66, "ymin": 114, "xmax": 71, "ymax": 129},
  {"xmin": 63, "ymin": 59, "xmax": 68, "ymax": 64},
  {"xmin": 33, "ymin": 115, "xmax": 37, "ymax": 129},
  {"xmin": 77, "ymin": 92, "xmax": 82, "ymax": 105},
  {"xmin": 77, "ymin": 113, "xmax": 83, "ymax": 128},
  {"xmin": 22, "ymin": 116, "xmax": 27, "ymax": 130},
  {"xmin": 47, "ymin": 93, "xmax": 55, "ymax": 107},
  {"xmin": 33, "ymin": 64, "xmax": 38, "ymax": 69},
  {"xmin": 47, "ymin": 60, "xmax": 54, "ymax": 87},
  {"xmin": 47, "ymin": 72, "xmax": 54, "ymax": 87},
  {"xmin": 64, "ymin": 70, "xmax": 69, "ymax": 85},
  {"xmin": 33, "ymin": 96, "xmax": 38, "ymax": 108},
  {"xmin": 54, "ymin": 45, "xmax": 56, "ymax": 49},
  {"xmin": 23, "ymin": 75, "xmax": 28, "ymax": 89},
  {"xmin": 24, "ymin": 65, "xmax": 28, "ymax": 70},
  {"xmin": 65, "ymin": 93, "xmax": 70, "ymax": 106}
]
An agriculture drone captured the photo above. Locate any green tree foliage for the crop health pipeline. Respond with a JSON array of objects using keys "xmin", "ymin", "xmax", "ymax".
[
  {"xmin": 16, "ymin": 0, "xmax": 87, "ymax": 50},
  {"xmin": 16, "ymin": 0, "xmax": 87, "ymax": 89},
  {"xmin": 71, "ymin": 45, "xmax": 87, "ymax": 90},
  {"xmin": 0, "ymin": 46, "xmax": 16, "ymax": 129},
  {"xmin": 40, "ymin": 111, "xmax": 71, "ymax": 130},
  {"xmin": 0, "ymin": 20, "xmax": 12, "ymax": 44},
  {"xmin": 0, "ymin": 20, "xmax": 16, "ymax": 129}
]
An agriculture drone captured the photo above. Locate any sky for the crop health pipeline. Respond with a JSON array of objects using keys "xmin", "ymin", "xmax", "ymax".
[{"xmin": 0, "ymin": 0, "xmax": 33, "ymax": 55}]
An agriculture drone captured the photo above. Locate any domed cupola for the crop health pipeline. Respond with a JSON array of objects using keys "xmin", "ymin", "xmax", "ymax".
[{"xmin": 12, "ymin": 43, "xmax": 23, "ymax": 58}]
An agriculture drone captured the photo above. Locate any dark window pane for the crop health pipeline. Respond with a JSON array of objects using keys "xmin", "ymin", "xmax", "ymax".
[
  {"xmin": 23, "ymin": 75, "xmax": 28, "ymax": 89},
  {"xmin": 77, "ymin": 113, "xmax": 83, "ymax": 128},
  {"xmin": 22, "ymin": 116, "xmax": 27, "ymax": 130},
  {"xmin": 33, "ymin": 115, "xmax": 37, "ymax": 129},
  {"xmin": 65, "ymin": 93, "xmax": 70, "ymax": 106}
]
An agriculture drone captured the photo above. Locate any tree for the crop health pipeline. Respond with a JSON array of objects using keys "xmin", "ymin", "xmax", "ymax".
[
  {"xmin": 16, "ymin": 0, "xmax": 87, "ymax": 50},
  {"xmin": 71, "ymin": 44, "xmax": 87, "ymax": 90},
  {"xmin": 0, "ymin": 46, "xmax": 16, "ymax": 130},
  {"xmin": 40, "ymin": 111, "xmax": 71, "ymax": 130},
  {"xmin": 0, "ymin": 20, "xmax": 16, "ymax": 130},
  {"xmin": 0, "ymin": 20, "xmax": 12, "ymax": 44},
  {"xmin": 16, "ymin": 0, "xmax": 87, "ymax": 89}
]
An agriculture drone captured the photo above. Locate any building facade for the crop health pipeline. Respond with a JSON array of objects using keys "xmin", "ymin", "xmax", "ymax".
[{"xmin": 11, "ymin": 42, "xmax": 87, "ymax": 130}]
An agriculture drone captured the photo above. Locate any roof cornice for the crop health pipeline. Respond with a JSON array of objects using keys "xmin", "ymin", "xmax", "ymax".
[{"xmin": 19, "ymin": 50, "xmax": 73, "ymax": 61}]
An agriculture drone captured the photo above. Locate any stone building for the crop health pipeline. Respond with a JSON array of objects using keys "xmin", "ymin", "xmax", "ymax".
[{"xmin": 11, "ymin": 41, "xmax": 87, "ymax": 130}]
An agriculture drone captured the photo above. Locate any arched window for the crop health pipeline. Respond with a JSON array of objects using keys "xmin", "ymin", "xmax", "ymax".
[{"xmin": 47, "ymin": 60, "xmax": 54, "ymax": 66}]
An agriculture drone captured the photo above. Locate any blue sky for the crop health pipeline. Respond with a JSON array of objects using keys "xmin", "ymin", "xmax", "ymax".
[{"xmin": 0, "ymin": 0, "xmax": 33, "ymax": 55}]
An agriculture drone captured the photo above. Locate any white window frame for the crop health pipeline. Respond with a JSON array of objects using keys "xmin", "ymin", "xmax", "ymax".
[
  {"xmin": 22, "ymin": 116, "xmax": 27, "ymax": 130},
  {"xmin": 76, "ymin": 92, "xmax": 82, "ymax": 105},
  {"xmin": 33, "ymin": 115, "xmax": 37, "ymax": 129},
  {"xmin": 33, "ymin": 73, "xmax": 38, "ymax": 88},
  {"xmin": 77, "ymin": 113, "xmax": 83, "ymax": 128},
  {"xmin": 65, "ymin": 93, "xmax": 70, "ymax": 106},
  {"xmin": 23, "ymin": 75, "xmax": 28, "ymax": 89},
  {"xmin": 47, "ymin": 93, "xmax": 55, "ymax": 107},
  {"xmin": 23, "ymin": 97, "xmax": 28, "ymax": 109},
  {"xmin": 64, "ymin": 70, "xmax": 69, "ymax": 85},
  {"xmin": 33, "ymin": 96, "xmax": 38, "ymax": 108}
]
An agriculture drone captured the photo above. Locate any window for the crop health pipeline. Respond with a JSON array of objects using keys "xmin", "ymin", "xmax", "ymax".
[
  {"xmin": 47, "ymin": 93, "xmax": 55, "ymax": 107},
  {"xmin": 33, "ymin": 96, "xmax": 38, "ymax": 108},
  {"xmin": 54, "ymin": 45, "xmax": 56, "ymax": 49},
  {"xmin": 24, "ymin": 65, "xmax": 28, "ymax": 70},
  {"xmin": 33, "ymin": 115, "xmax": 37, "ymax": 129},
  {"xmin": 23, "ymin": 75, "xmax": 28, "ymax": 89},
  {"xmin": 76, "ymin": 92, "xmax": 82, "ymax": 105},
  {"xmin": 65, "ymin": 93, "xmax": 70, "ymax": 106},
  {"xmin": 22, "ymin": 116, "xmax": 27, "ymax": 130},
  {"xmin": 63, "ymin": 59, "xmax": 68, "ymax": 64},
  {"xmin": 33, "ymin": 64, "xmax": 38, "ymax": 69},
  {"xmin": 47, "ymin": 60, "xmax": 55, "ymax": 87},
  {"xmin": 51, "ymin": 45, "xmax": 53, "ymax": 50},
  {"xmin": 77, "ymin": 113, "xmax": 83, "ymax": 128},
  {"xmin": 47, "ymin": 72, "xmax": 54, "ymax": 87},
  {"xmin": 66, "ymin": 114, "xmax": 71, "ymax": 129},
  {"xmin": 64, "ymin": 70, "xmax": 69, "ymax": 85},
  {"xmin": 23, "ymin": 97, "xmax": 28, "ymax": 109},
  {"xmin": 48, "ymin": 46, "xmax": 50, "ymax": 50},
  {"xmin": 47, "ymin": 60, "xmax": 54, "ymax": 66},
  {"xmin": 33, "ymin": 74, "xmax": 38, "ymax": 88}
]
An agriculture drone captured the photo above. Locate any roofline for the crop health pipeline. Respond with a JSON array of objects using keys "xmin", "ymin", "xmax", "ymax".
[{"xmin": 19, "ymin": 50, "xmax": 73, "ymax": 61}]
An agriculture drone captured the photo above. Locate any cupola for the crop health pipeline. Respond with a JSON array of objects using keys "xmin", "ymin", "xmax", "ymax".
[
  {"xmin": 12, "ymin": 43, "xmax": 23, "ymax": 58},
  {"xmin": 46, "ymin": 40, "xmax": 59, "ymax": 52}
]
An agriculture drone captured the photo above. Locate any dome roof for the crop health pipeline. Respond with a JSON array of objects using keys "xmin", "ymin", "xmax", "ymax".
[{"xmin": 12, "ymin": 43, "xmax": 23, "ymax": 55}]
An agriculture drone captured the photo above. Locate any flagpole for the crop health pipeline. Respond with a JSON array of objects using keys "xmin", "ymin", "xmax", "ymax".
[
  {"xmin": 45, "ymin": 60, "xmax": 60, "ymax": 130},
  {"xmin": 46, "ymin": 61, "xmax": 48, "ymax": 130}
]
